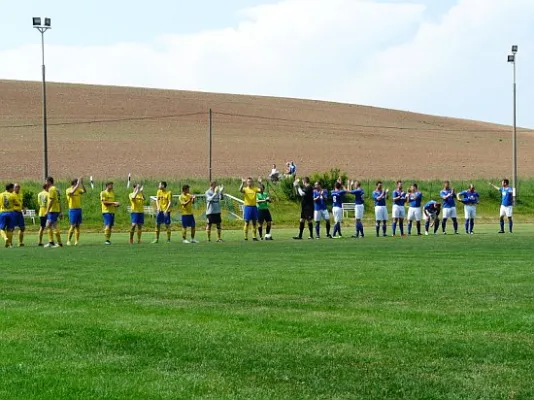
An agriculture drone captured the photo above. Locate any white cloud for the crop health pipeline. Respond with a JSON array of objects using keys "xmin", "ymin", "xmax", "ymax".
[{"xmin": 1, "ymin": 0, "xmax": 533, "ymax": 126}]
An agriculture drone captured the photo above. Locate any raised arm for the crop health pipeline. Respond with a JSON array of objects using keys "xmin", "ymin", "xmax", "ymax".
[{"xmin": 239, "ymin": 178, "xmax": 245, "ymax": 193}]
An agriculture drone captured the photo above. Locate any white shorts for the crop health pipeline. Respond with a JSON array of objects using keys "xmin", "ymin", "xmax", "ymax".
[
  {"xmin": 354, "ymin": 204, "xmax": 364, "ymax": 220},
  {"xmin": 332, "ymin": 207, "xmax": 343, "ymax": 223},
  {"xmin": 392, "ymin": 205, "xmax": 406, "ymax": 219},
  {"xmin": 464, "ymin": 205, "xmax": 477, "ymax": 219},
  {"xmin": 314, "ymin": 209, "xmax": 330, "ymax": 222},
  {"xmin": 407, "ymin": 207, "xmax": 422, "ymax": 221},
  {"xmin": 375, "ymin": 206, "xmax": 388, "ymax": 221},
  {"xmin": 500, "ymin": 205, "xmax": 513, "ymax": 218},
  {"xmin": 424, "ymin": 212, "xmax": 438, "ymax": 221},
  {"xmin": 442, "ymin": 207, "xmax": 457, "ymax": 219}
]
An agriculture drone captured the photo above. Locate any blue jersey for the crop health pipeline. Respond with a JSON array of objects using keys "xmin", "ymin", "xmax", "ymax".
[
  {"xmin": 424, "ymin": 200, "xmax": 438, "ymax": 213},
  {"xmin": 331, "ymin": 190, "xmax": 346, "ymax": 208},
  {"xmin": 313, "ymin": 190, "xmax": 328, "ymax": 211},
  {"xmin": 440, "ymin": 189, "xmax": 455, "ymax": 208},
  {"xmin": 408, "ymin": 192, "xmax": 423, "ymax": 207},
  {"xmin": 500, "ymin": 187, "xmax": 513, "ymax": 206},
  {"xmin": 351, "ymin": 188, "xmax": 365, "ymax": 205},
  {"xmin": 459, "ymin": 191, "xmax": 479, "ymax": 205},
  {"xmin": 373, "ymin": 190, "xmax": 387, "ymax": 207},
  {"xmin": 393, "ymin": 190, "xmax": 407, "ymax": 206}
]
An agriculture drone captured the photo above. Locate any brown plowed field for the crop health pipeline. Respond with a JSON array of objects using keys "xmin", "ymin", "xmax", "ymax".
[{"xmin": 1, "ymin": 79, "xmax": 533, "ymax": 180}]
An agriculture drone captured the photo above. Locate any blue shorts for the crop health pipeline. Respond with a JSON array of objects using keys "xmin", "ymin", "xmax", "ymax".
[
  {"xmin": 40, "ymin": 216, "xmax": 47, "ymax": 228},
  {"xmin": 156, "ymin": 211, "xmax": 171, "ymax": 225},
  {"xmin": 13, "ymin": 211, "xmax": 25, "ymax": 229},
  {"xmin": 69, "ymin": 209, "xmax": 83, "ymax": 225},
  {"xmin": 0, "ymin": 212, "xmax": 14, "ymax": 231},
  {"xmin": 103, "ymin": 213, "xmax": 115, "ymax": 227},
  {"xmin": 181, "ymin": 215, "xmax": 195, "ymax": 228},
  {"xmin": 47, "ymin": 212, "xmax": 60, "ymax": 223},
  {"xmin": 244, "ymin": 206, "xmax": 258, "ymax": 222},
  {"xmin": 131, "ymin": 212, "xmax": 145, "ymax": 225}
]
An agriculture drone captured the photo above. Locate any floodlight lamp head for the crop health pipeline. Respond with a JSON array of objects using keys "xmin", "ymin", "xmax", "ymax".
[
  {"xmin": 44, "ymin": 18, "xmax": 51, "ymax": 27},
  {"xmin": 33, "ymin": 17, "xmax": 41, "ymax": 27},
  {"xmin": 508, "ymin": 55, "xmax": 515, "ymax": 63},
  {"xmin": 512, "ymin": 45, "xmax": 518, "ymax": 54}
]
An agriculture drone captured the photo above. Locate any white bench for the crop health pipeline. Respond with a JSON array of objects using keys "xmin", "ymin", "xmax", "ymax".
[
  {"xmin": 126, "ymin": 206, "xmax": 156, "ymax": 217},
  {"xmin": 342, "ymin": 203, "xmax": 356, "ymax": 218},
  {"xmin": 23, "ymin": 209, "xmax": 36, "ymax": 225}
]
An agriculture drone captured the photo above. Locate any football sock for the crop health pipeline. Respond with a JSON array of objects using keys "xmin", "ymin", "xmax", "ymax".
[
  {"xmin": 470, "ymin": 219, "xmax": 475, "ymax": 233},
  {"xmin": 308, "ymin": 222, "xmax": 313, "ymax": 238},
  {"xmin": 7, "ymin": 231, "xmax": 13, "ymax": 246},
  {"xmin": 315, "ymin": 222, "xmax": 320, "ymax": 237},
  {"xmin": 217, "ymin": 227, "xmax": 222, "ymax": 240},
  {"xmin": 68, "ymin": 227, "xmax": 74, "ymax": 242},
  {"xmin": 392, "ymin": 222, "xmax": 397, "ymax": 235},
  {"xmin": 155, "ymin": 226, "xmax": 160, "ymax": 240},
  {"xmin": 258, "ymin": 226, "xmax": 263, "ymax": 238},
  {"xmin": 509, "ymin": 219, "xmax": 513, "ymax": 232},
  {"xmin": 408, "ymin": 222, "xmax": 412, "ymax": 235},
  {"xmin": 425, "ymin": 221, "xmax": 430, "ymax": 232},
  {"xmin": 167, "ymin": 227, "xmax": 172, "ymax": 240},
  {"xmin": 75, "ymin": 227, "xmax": 80, "ymax": 243},
  {"xmin": 326, "ymin": 221, "xmax": 331, "ymax": 236},
  {"xmin": 453, "ymin": 219, "xmax": 458, "ymax": 232},
  {"xmin": 433, "ymin": 222, "xmax": 440, "ymax": 234},
  {"xmin": 137, "ymin": 227, "xmax": 142, "ymax": 242},
  {"xmin": 54, "ymin": 229, "xmax": 62, "ymax": 245},
  {"xmin": 416, "ymin": 222, "xmax": 421, "ymax": 235},
  {"xmin": 382, "ymin": 223, "xmax": 387, "ymax": 235},
  {"xmin": 442, "ymin": 219, "xmax": 447, "ymax": 232},
  {"xmin": 399, "ymin": 221, "xmax": 404, "ymax": 235},
  {"xmin": 465, "ymin": 219, "xmax": 469, "ymax": 232},
  {"xmin": 376, "ymin": 222, "xmax": 380, "ymax": 236},
  {"xmin": 19, "ymin": 231, "xmax": 24, "ymax": 245},
  {"xmin": 500, "ymin": 218, "xmax": 505, "ymax": 231},
  {"xmin": 243, "ymin": 224, "xmax": 248, "ymax": 239},
  {"xmin": 129, "ymin": 227, "xmax": 135, "ymax": 242},
  {"xmin": 299, "ymin": 221, "xmax": 305, "ymax": 238},
  {"xmin": 266, "ymin": 225, "xmax": 271, "ymax": 235},
  {"xmin": 104, "ymin": 227, "xmax": 111, "ymax": 241},
  {"xmin": 48, "ymin": 229, "xmax": 54, "ymax": 243}
]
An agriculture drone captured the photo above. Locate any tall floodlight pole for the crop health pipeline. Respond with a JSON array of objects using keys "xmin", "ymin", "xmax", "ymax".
[
  {"xmin": 33, "ymin": 17, "xmax": 52, "ymax": 180},
  {"xmin": 507, "ymin": 45, "xmax": 518, "ymax": 202}
]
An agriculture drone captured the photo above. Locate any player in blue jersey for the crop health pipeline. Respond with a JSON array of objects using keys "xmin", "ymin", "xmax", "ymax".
[
  {"xmin": 313, "ymin": 182, "xmax": 332, "ymax": 239},
  {"xmin": 350, "ymin": 180, "xmax": 365, "ymax": 238},
  {"xmin": 391, "ymin": 180, "xmax": 407, "ymax": 237},
  {"xmin": 423, "ymin": 200, "xmax": 441, "ymax": 235},
  {"xmin": 457, "ymin": 185, "xmax": 480, "ymax": 234},
  {"xmin": 490, "ymin": 179, "xmax": 514, "ymax": 233},
  {"xmin": 407, "ymin": 184, "xmax": 423, "ymax": 235},
  {"xmin": 440, "ymin": 181, "xmax": 458, "ymax": 234},
  {"xmin": 331, "ymin": 180, "xmax": 347, "ymax": 238},
  {"xmin": 373, "ymin": 181, "xmax": 389, "ymax": 237}
]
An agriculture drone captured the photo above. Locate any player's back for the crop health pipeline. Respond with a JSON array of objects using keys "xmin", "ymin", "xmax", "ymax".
[
  {"xmin": 0, "ymin": 191, "xmax": 15, "ymax": 212},
  {"xmin": 331, "ymin": 190, "xmax": 346, "ymax": 208}
]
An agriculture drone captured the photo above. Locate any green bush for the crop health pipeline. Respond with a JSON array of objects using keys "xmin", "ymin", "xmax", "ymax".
[{"xmin": 23, "ymin": 190, "xmax": 37, "ymax": 211}]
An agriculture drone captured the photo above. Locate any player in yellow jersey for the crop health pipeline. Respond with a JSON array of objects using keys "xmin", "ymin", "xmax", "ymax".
[
  {"xmin": 179, "ymin": 185, "xmax": 198, "ymax": 243},
  {"xmin": 239, "ymin": 177, "xmax": 262, "ymax": 241},
  {"xmin": 153, "ymin": 181, "xmax": 172, "ymax": 244},
  {"xmin": 100, "ymin": 182, "xmax": 121, "ymax": 245},
  {"xmin": 0, "ymin": 183, "xmax": 18, "ymax": 248},
  {"xmin": 37, "ymin": 184, "xmax": 49, "ymax": 246},
  {"xmin": 66, "ymin": 177, "xmax": 87, "ymax": 246},
  {"xmin": 129, "ymin": 183, "xmax": 145, "ymax": 244},
  {"xmin": 44, "ymin": 177, "xmax": 63, "ymax": 248},
  {"xmin": 12, "ymin": 183, "xmax": 26, "ymax": 247}
]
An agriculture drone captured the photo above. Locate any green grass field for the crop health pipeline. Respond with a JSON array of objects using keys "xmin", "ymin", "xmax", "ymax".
[{"xmin": 1, "ymin": 226, "xmax": 533, "ymax": 399}]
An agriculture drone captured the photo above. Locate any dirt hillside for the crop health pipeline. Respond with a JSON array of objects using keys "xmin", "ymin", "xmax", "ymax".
[{"xmin": 1, "ymin": 79, "xmax": 532, "ymax": 180}]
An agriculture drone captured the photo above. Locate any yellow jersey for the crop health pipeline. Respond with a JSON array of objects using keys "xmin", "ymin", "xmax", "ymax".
[
  {"xmin": 156, "ymin": 189, "xmax": 172, "ymax": 211},
  {"xmin": 47, "ymin": 186, "xmax": 61, "ymax": 213},
  {"xmin": 179, "ymin": 193, "xmax": 194, "ymax": 215},
  {"xmin": 38, "ymin": 190, "xmax": 49, "ymax": 217},
  {"xmin": 100, "ymin": 190, "xmax": 116, "ymax": 214},
  {"xmin": 129, "ymin": 192, "xmax": 145, "ymax": 213},
  {"xmin": 0, "ymin": 191, "xmax": 16, "ymax": 213},
  {"xmin": 13, "ymin": 192, "xmax": 23, "ymax": 212},
  {"xmin": 243, "ymin": 186, "xmax": 261, "ymax": 206},
  {"xmin": 66, "ymin": 187, "xmax": 84, "ymax": 209}
]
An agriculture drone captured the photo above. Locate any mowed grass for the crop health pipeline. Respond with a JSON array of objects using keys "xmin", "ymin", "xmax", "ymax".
[{"xmin": 1, "ymin": 226, "xmax": 533, "ymax": 399}]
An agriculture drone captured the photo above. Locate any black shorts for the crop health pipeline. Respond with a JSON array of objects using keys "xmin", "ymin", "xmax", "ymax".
[
  {"xmin": 258, "ymin": 209, "xmax": 272, "ymax": 223},
  {"xmin": 207, "ymin": 213, "xmax": 222, "ymax": 225},
  {"xmin": 301, "ymin": 208, "xmax": 314, "ymax": 220}
]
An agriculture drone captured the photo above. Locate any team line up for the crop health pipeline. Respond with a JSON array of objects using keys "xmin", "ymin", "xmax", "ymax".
[{"xmin": 0, "ymin": 176, "xmax": 516, "ymax": 248}]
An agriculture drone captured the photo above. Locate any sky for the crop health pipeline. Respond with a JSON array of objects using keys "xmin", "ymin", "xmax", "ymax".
[{"xmin": 1, "ymin": 0, "xmax": 533, "ymax": 127}]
